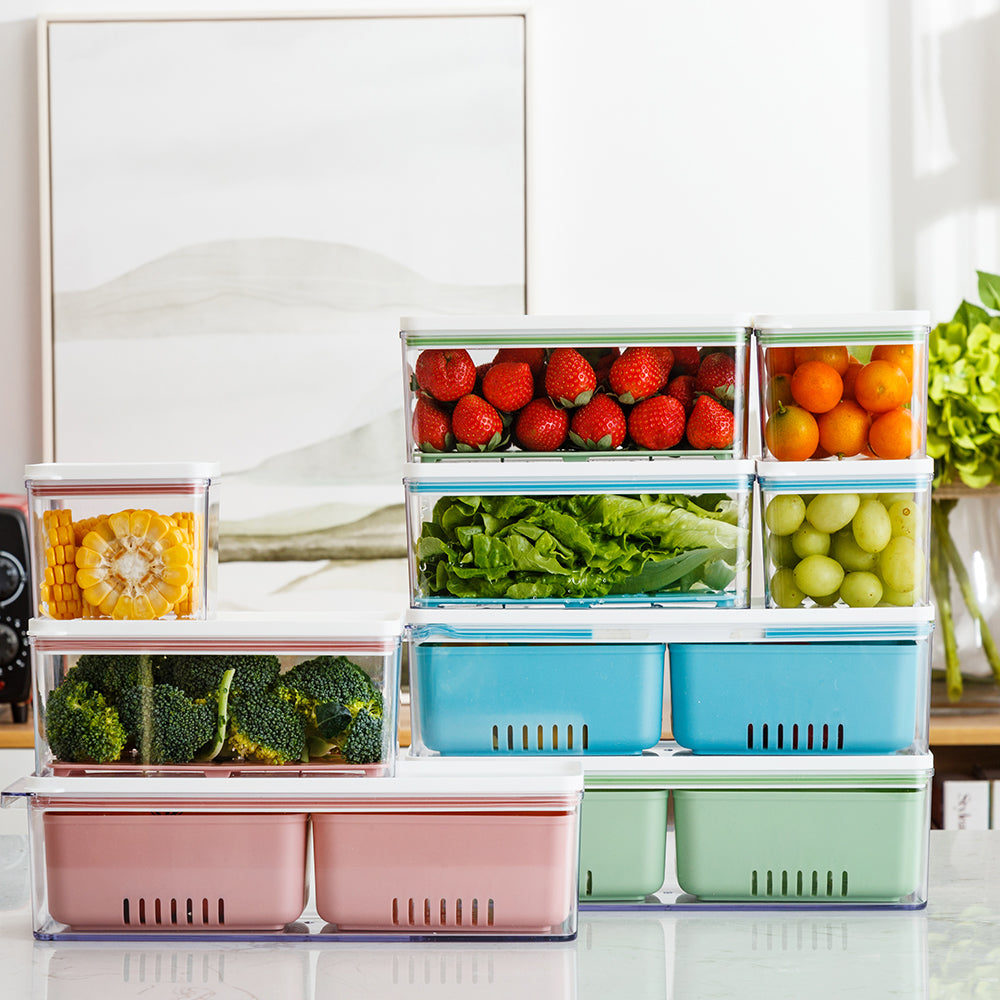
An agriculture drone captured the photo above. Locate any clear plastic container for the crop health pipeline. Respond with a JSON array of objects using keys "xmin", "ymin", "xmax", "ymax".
[
  {"xmin": 757, "ymin": 458, "xmax": 933, "ymax": 609},
  {"xmin": 401, "ymin": 314, "xmax": 752, "ymax": 461},
  {"xmin": 404, "ymin": 460, "xmax": 754, "ymax": 608},
  {"xmin": 666, "ymin": 606, "xmax": 934, "ymax": 755},
  {"xmin": 405, "ymin": 607, "xmax": 670, "ymax": 756},
  {"xmin": 754, "ymin": 312, "xmax": 929, "ymax": 462},
  {"xmin": 3, "ymin": 763, "xmax": 584, "ymax": 941},
  {"xmin": 25, "ymin": 462, "xmax": 220, "ymax": 621},
  {"xmin": 29, "ymin": 612, "xmax": 401, "ymax": 776}
]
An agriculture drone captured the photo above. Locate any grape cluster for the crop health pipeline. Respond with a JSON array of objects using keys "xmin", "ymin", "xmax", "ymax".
[{"xmin": 764, "ymin": 491, "xmax": 925, "ymax": 608}]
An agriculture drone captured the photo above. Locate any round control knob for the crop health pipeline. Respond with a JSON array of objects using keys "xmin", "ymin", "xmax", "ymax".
[
  {"xmin": 0, "ymin": 623, "xmax": 19, "ymax": 667},
  {"xmin": 0, "ymin": 554, "xmax": 23, "ymax": 603}
]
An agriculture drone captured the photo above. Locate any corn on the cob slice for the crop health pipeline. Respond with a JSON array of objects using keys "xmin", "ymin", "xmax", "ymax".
[
  {"xmin": 170, "ymin": 511, "xmax": 200, "ymax": 617},
  {"xmin": 39, "ymin": 509, "xmax": 84, "ymax": 619},
  {"xmin": 74, "ymin": 509, "xmax": 194, "ymax": 620}
]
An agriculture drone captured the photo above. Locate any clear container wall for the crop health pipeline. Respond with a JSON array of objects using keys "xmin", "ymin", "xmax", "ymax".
[
  {"xmin": 758, "ymin": 462, "xmax": 932, "ymax": 609},
  {"xmin": 404, "ymin": 468, "xmax": 754, "ymax": 608},
  {"xmin": 30, "ymin": 631, "xmax": 400, "ymax": 776},
  {"xmin": 402, "ymin": 318, "xmax": 751, "ymax": 461},
  {"xmin": 26, "ymin": 468, "xmax": 218, "ymax": 621},
  {"xmin": 755, "ymin": 318, "xmax": 929, "ymax": 462}
]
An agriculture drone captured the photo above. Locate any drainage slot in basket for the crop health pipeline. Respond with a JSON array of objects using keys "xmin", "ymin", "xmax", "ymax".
[
  {"xmin": 751, "ymin": 869, "xmax": 851, "ymax": 898},
  {"xmin": 585, "ymin": 869, "xmax": 593, "ymax": 897},
  {"xmin": 490, "ymin": 721, "xmax": 586, "ymax": 752}
]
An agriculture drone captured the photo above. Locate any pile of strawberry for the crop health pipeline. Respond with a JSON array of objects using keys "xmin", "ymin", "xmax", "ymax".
[{"xmin": 410, "ymin": 345, "xmax": 739, "ymax": 454}]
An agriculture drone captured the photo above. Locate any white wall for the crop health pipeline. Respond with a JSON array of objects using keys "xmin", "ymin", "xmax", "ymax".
[{"xmin": 1, "ymin": 0, "xmax": 998, "ymax": 493}]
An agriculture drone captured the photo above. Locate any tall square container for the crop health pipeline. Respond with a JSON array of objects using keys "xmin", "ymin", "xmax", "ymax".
[
  {"xmin": 757, "ymin": 458, "xmax": 933, "ymax": 609},
  {"xmin": 667, "ymin": 606, "xmax": 934, "ymax": 755},
  {"xmin": 25, "ymin": 462, "xmax": 219, "ymax": 621},
  {"xmin": 406, "ymin": 607, "xmax": 670, "ymax": 756},
  {"xmin": 29, "ymin": 612, "xmax": 401, "ymax": 776},
  {"xmin": 401, "ymin": 314, "xmax": 752, "ymax": 460},
  {"xmin": 404, "ymin": 460, "xmax": 754, "ymax": 608},
  {"xmin": 754, "ymin": 312, "xmax": 929, "ymax": 462}
]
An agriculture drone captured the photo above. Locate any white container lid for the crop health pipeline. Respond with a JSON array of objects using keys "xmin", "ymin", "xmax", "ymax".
[
  {"xmin": 404, "ymin": 604, "xmax": 934, "ymax": 643},
  {"xmin": 2, "ymin": 762, "xmax": 584, "ymax": 811},
  {"xmin": 28, "ymin": 610, "xmax": 404, "ymax": 650},
  {"xmin": 404, "ymin": 458, "xmax": 756, "ymax": 488},
  {"xmin": 753, "ymin": 312, "xmax": 930, "ymax": 334},
  {"xmin": 401, "ymin": 314, "xmax": 753, "ymax": 335},
  {"xmin": 756, "ymin": 457, "xmax": 934, "ymax": 486},
  {"xmin": 25, "ymin": 462, "xmax": 221, "ymax": 483}
]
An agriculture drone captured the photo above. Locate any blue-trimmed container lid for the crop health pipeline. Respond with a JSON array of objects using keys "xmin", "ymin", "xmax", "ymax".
[{"xmin": 756, "ymin": 457, "xmax": 933, "ymax": 488}]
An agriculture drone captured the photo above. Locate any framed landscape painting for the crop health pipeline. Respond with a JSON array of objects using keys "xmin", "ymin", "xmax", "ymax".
[{"xmin": 40, "ymin": 12, "xmax": 526, "ymax": 611}]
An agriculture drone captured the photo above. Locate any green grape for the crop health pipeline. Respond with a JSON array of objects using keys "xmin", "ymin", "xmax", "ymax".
[
  {"xmin": 878, "ymin": 492, "xmax": 914, "ymax": 508},
  {"xmin": 840, "ymin": 571, "xmax": 883, "ymax": 608},
  {"xmin": 792, "ymin": 524, "xmax": 831, "ymax": 559},
  {"xmin": 770, "ymin": 567, "xmax": 806, "ymax": 608},
  {"xmin": 806, "ymin": 492, "xmax": 860, "ymax": 533},
  {"xmin": 879, "ymin": 535, "xmax": 924, "ymax": 593},
  {"xmin": 793, "ymin": 554, "xmax": 845, "ymax": 598},
  {"xmin": 768, "ymin": 533, "xmax": 800, "ymax": 569},
  {"xmin": 811, "ymin": 591, "xmax": 840, "ymax": 607},
  {"xmin": 881, "ymin": 585, "xmax": 916, "ymax": 607},
  {"xmin": 831, "ymin": 529, "xmax": 878, "ymax": 572},
  {"xmin": 888, "ymin": 499, "xmax": 919, "ymax": 539},
  {"xmin": 852, "ymin": 498, "xmax": 892, "ymax": 553},
  {"xmin": 765, "ymin": 494, "xmax": 806, "ymax": 536}
]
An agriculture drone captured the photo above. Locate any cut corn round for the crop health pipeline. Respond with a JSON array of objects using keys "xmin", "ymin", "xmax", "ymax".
[
  {"xmin": 38, "ymin": 509, "xmax": 83, "ymax": 619},
  {"xmin": 73, "ymin": 509, "xmax": 194, "ymax": 620}
]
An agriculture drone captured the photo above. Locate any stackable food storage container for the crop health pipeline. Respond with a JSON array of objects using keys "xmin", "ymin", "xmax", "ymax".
[
  {"xmin": 401, "ymin": 314, "xmax": 752, "ymax": 460},
  {"xmin": 29, "ymin": 612, "xmax": 402, "ymax": 776},
  {"xmin": 667, "ymin": 606, "xmax": 934, "ymax": 755},
  {"xmin": 3, "ymin": 761, "xmax": 584, "ymax": 941},
  {"xmin": 404, "ymin": 460, "xmax": 754, "ymax": 608},
  {"xmin": 754, "ymin": 312, "xmax": 929, "ymax": 462},
  {"xmin": 757, "ymin": 458, "xmax": 934, "ymax": 610},
  {"xmin": 25, "ymin": 462, "xmax": 220, "ymax": 621},
  {"xmin": 405, "ymin": 608, "xmax": 670, "ymax": 756}
]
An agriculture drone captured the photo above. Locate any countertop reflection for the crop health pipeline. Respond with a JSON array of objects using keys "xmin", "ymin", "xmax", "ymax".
[{"xmin": 1, "ymin": 831, "xmax": 998, "ymax": 999}]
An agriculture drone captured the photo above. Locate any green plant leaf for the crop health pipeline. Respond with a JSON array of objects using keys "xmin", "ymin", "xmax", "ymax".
[{"xmin": 978, "ymin": 271, "xmax": 1000, "ymax": 311}]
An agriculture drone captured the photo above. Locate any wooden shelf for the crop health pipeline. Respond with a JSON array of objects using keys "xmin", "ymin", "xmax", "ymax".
[{"xmin": 930, "ymin": 712, "xmax": 1000, "ymax": 746}]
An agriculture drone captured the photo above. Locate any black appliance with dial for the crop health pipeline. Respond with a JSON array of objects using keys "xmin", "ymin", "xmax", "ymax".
[{"xmin": 0, "ymin": 503, "xmax": 31, "ymax": 722}]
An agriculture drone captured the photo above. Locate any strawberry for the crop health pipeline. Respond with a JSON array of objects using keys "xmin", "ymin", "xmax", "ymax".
[
  {"xmin": 411, "ymin": 397, "xmax": 454, "ymax": 453},
  {"xmin": 665, "ymin": 374, "xmax": 696, "ymax": 414},
  {"xmin": 608, "ymin": 346, "xmax": 665, "ymax": 404},
  {"xmin": 514, "ymin": 397, "xmax": 569, "ymax": 451},
  {"xmin": 694, "ymin": 352, "xmax": 737, "ymax": 404},
  {"xmin": 685, "ymin": 394, "xmax": 735, "ymax": 451},
  {"xmin": 492, "ymin": 346, "xmax": 547, "ymax": 376},
  {"xmin": 482, "ymin": 361, "xmax": 535, "ymax": 413},
  {"xmin": 414, "ymin": 348, "xmax": 476, "ymax": 402},
  {"xmin": 628, "ymin": 395, "xmax": 686, "ymax": 450},
  {"xmin": 671, "ymin": 346, "xmax": 702, "ymax": 377},
  {"xmin": 452, "ymin": 394, "xmax": 505, "ymax": 451},
  {"xmin": 568, "ymin": 394, "xmax": 626, "ymax": 450},
  {"xmin": 650, "ymin": 346, "xmax": 674, "ymax": 382},
  {"xmin": 544, "ymin": 348, "xmax": 597, "ymax": 407}
]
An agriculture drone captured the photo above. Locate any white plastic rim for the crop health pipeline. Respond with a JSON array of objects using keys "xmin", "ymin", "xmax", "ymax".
[
  {"xmin": 25, "ymin": 462, "xmax": 221, "ymax": 483},
  {"xmin": 753, "ymin": 312, "xmax": 930, "ymax": 334},
  {"xmin": 28, "ymin": 610, "xmax": 404, "ymax": 645},
  {"xmin": 401, "ymin": 313, "xmax": 753, "ymax": 335},
  {"xmin": 756, "ymin": 457, "xmax": 934, "ymax": 486},
  {"xmin": 404, "ymin": 604, "xmax": 934, "ymax": 643}
]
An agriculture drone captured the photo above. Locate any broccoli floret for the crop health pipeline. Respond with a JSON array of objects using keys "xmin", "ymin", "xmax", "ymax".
[
  {"xmin": 160, "ymin": 653, "xmax": 280, "ymax": 702},
  {"xmin": 118, "ymin": 684, "xmax": 216, "ymax": 764},
  {"xmin": 340, "ymin": 709, "xmax": 384, "ymax": 765},
  {"xmin": 226, "ymin": 689, "xmax": 306, "ymax": 765},
  {"xmin": 44, "ymin": 679, "xmax": 128, "ymax": 764},
  {"xmin": 279, "ymin": 656, "xmax": 384, "ymax": 764},
  {"xmin": 67, "ymin": 654, "xmax": 163, "ymax": 704}
]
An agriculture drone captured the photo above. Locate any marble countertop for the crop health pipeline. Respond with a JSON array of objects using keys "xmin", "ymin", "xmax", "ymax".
[{"xmin": 0, "ymin": 830, "xmax": 997, "ymax": 999}]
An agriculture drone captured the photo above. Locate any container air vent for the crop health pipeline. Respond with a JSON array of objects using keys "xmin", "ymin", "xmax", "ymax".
[
  {"xmin": 491, "ymin": 722, "xmax": 588, "ymax": 752},
  {"xmin": 746, "ymin": 722, "xmax": 845, "ymax": 751},
  {"xmin": 391, "ymin": 896, "xmax": 495, "ymax": 928},
  {"xmin": 122, "ymin": 896, "xmax": 225, "ymax": 926},
  {"xmin": 749, "ymin": 869, "xmax": 850, "ymax": 898}
]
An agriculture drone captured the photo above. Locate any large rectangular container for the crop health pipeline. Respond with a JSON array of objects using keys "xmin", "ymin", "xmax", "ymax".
[
  {"xmin": 757, "ymin": 458, "xmax": 933, "ymax": 609},
  {"xmin": 670, "ymin": 752, "xmax": 933, "ymax": 907},
  {"xmin": 25, "ymin": 462, "xmax": 220, "ymax": 621},
  {"xmin": 667, "ymin": 606, "xmax": 934, "ymax": 755},
  {"xmin": 754, "ymin": 312, "xmax": 929, "ymax": 462},
  {"xmin": 406, "ymin": 608, "xmax": 670, "ymax": 756},
  {"xmin": 401, "ymin": 314, "xmax": 752, "ymax": 461},
  {"xmin": 404, "ymin": 460, "xmax": 754, "ymax": 608},
  {"xmin": 29, "ymin": 612, "xmax": 401, "ymax": 776}
]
